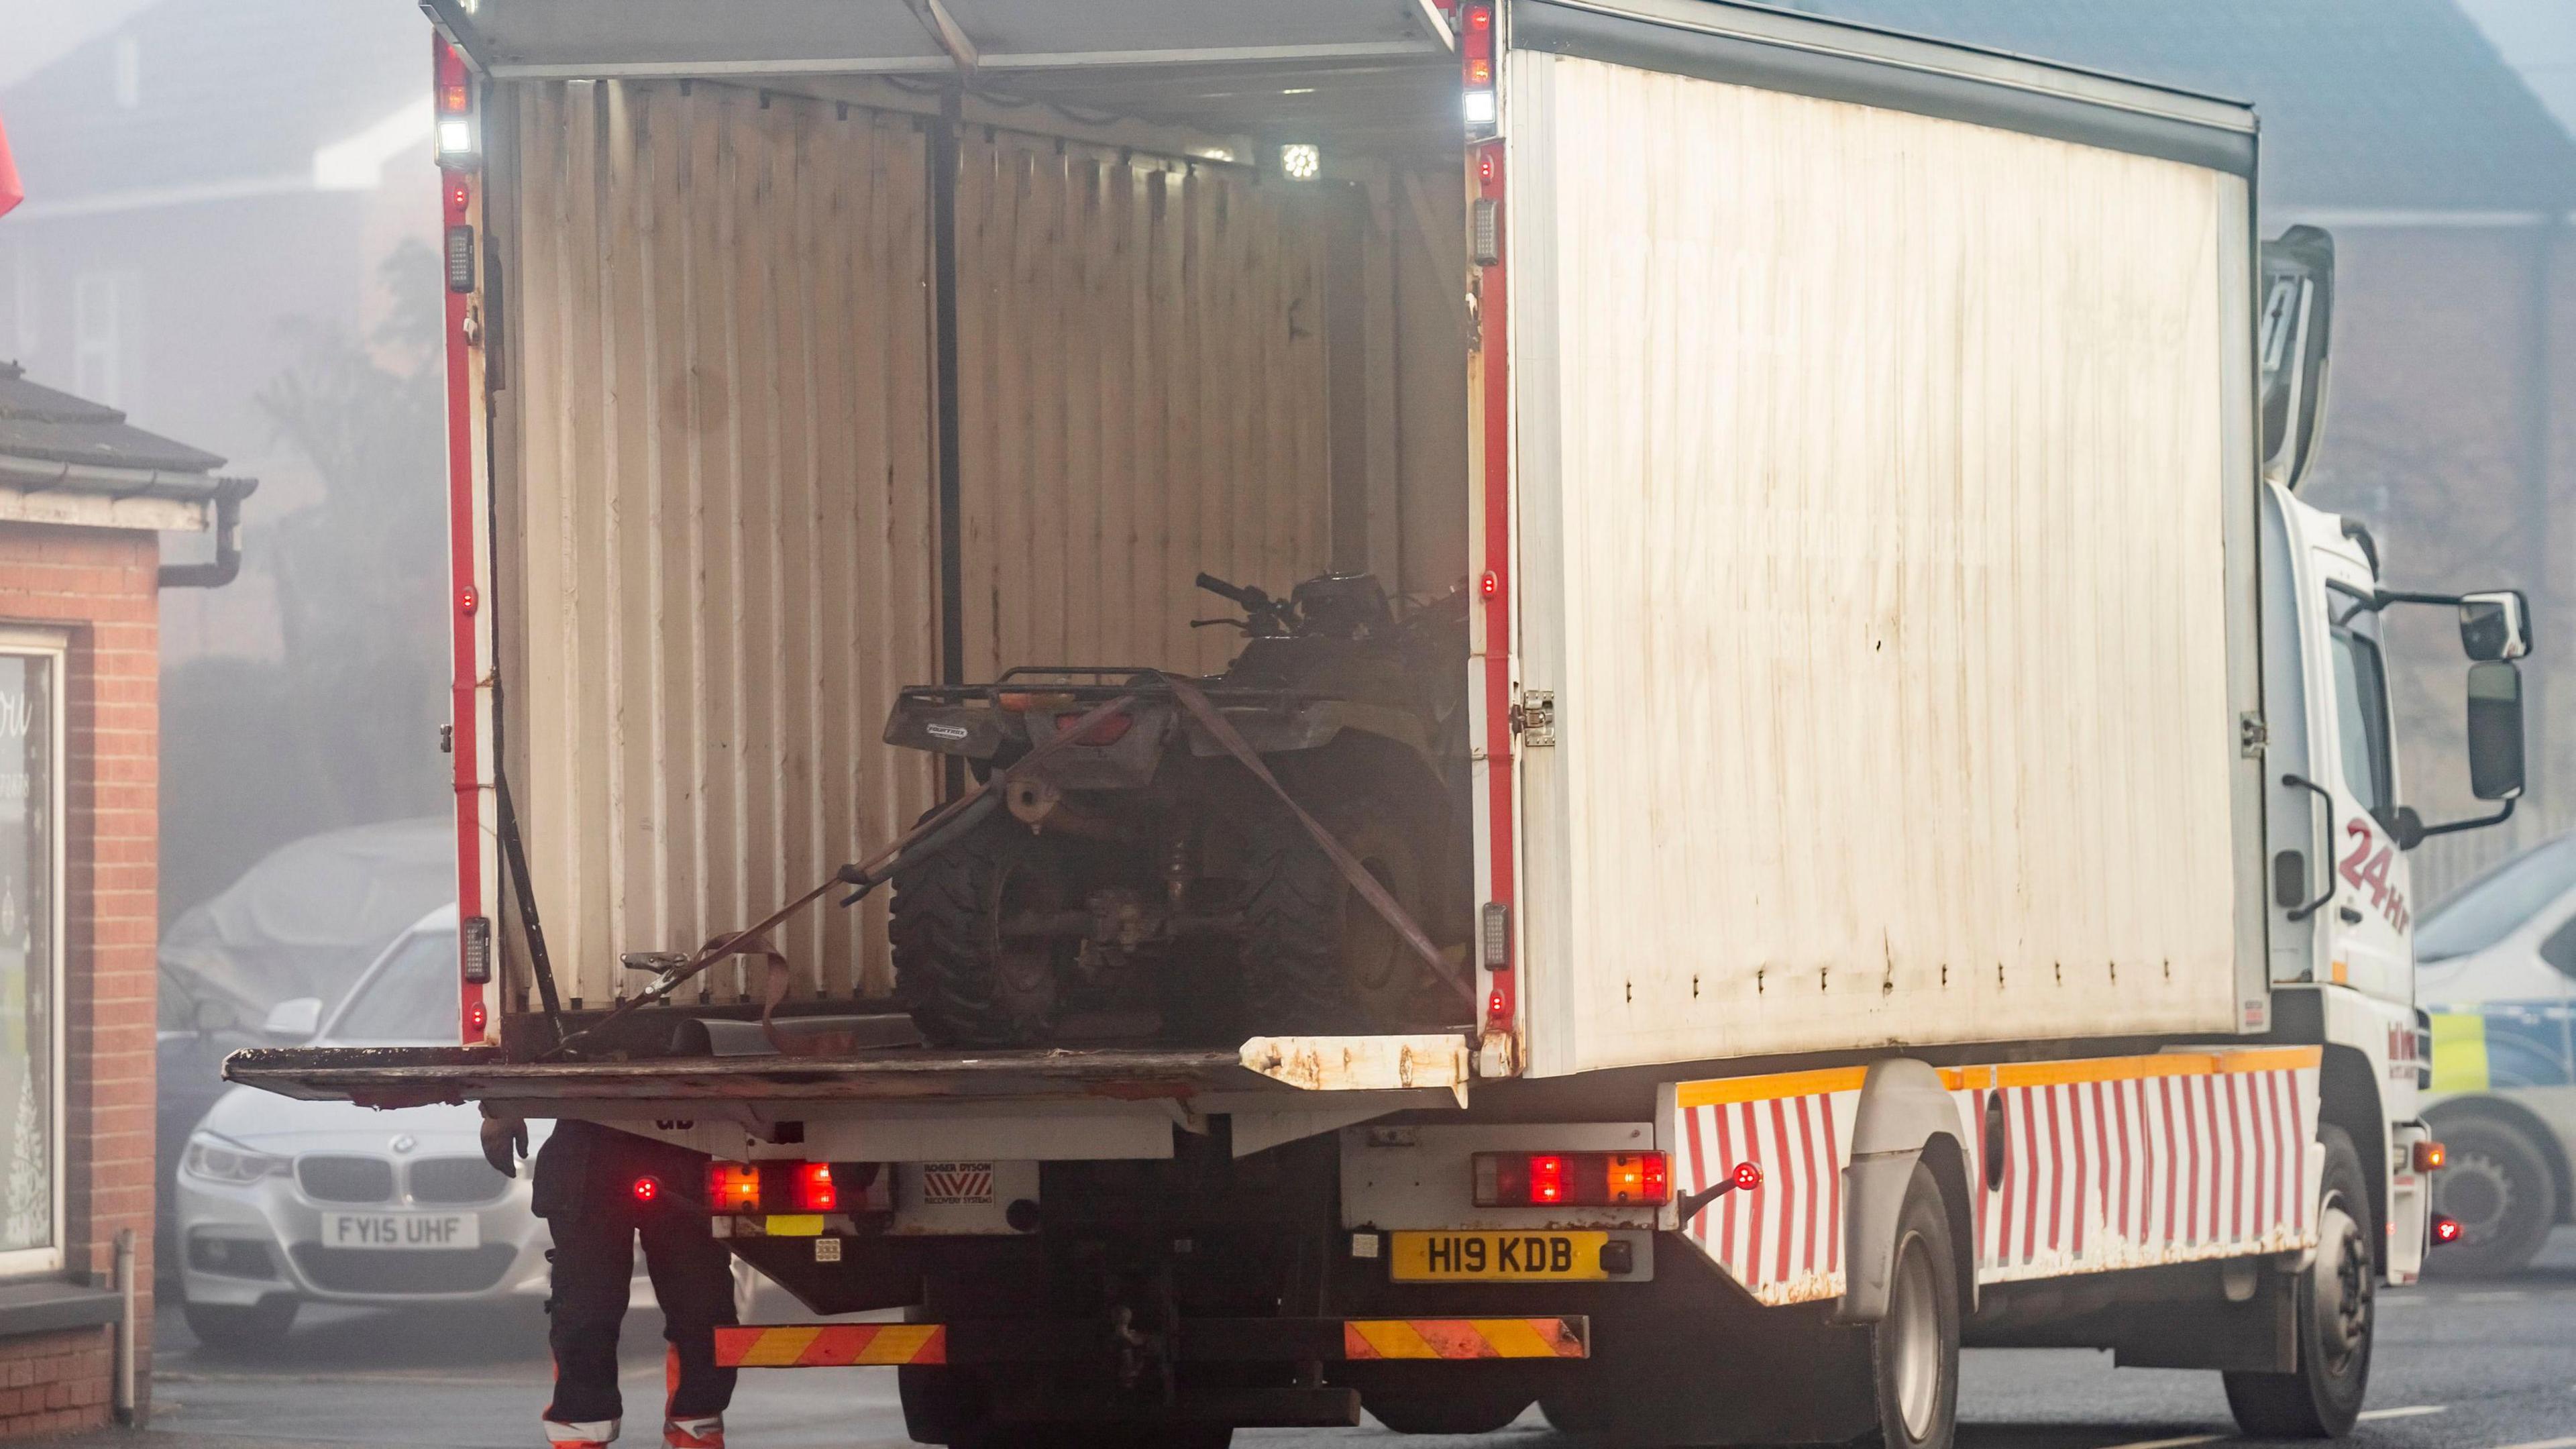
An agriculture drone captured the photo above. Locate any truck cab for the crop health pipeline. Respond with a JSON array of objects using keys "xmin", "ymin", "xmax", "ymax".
[{"xmin": 2256, "ymin": 227, "xmax": 2534, "ymax": 1289}]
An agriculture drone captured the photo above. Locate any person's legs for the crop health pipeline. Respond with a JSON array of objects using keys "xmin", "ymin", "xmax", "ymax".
[
  {"xmin": 639, "ymin": 1210, "xmax": 739, "ymax": 1430},
  {"xmin": 543, "ymin": 1213, "xmax": 639, "ymax": 1440}
]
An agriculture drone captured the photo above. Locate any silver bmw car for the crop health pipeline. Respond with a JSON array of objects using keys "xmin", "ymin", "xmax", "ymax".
[{"xmin": 173, "ymin": 906, "xmax": 554, "ymax": 1341}]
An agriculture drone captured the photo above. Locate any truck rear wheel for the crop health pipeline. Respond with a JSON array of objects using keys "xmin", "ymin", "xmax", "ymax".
[
  {"xmin": 891, "ymin": 812, "xmax": 1069, "ymax": 1046},
  {"xmin": 2426, "ymin": 1115, "xmax": 2557, "ymax": 1278},
  {"xmin": 1868, "ymin": 1163, "xmax": 1960, "ymax": 1449},
  {"xmin": 1238, "ymin": 792, "xmax": 1441, "ymax": 1034},
  {"xmin": 2223, "ymin": 1124, "xmax": 2371, "ymax": 1437}
]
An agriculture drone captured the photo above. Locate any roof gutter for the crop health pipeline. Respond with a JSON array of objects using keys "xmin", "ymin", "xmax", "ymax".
[
  {"xmin": 158, "ymin": 477, "xmax": 259, "ymax": 590},
  {"xmin": 0, "ymin": 453, "xmax": 235, "ymax": 500}
]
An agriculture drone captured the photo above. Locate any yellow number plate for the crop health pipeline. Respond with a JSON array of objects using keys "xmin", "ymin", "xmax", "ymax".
[{"xmin": 1389, "ymin": 1231, "xmax": 1611, "ymax": 1282}]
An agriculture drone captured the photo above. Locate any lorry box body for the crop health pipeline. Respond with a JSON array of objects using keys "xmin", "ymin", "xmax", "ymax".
[
  {"xmin": 225, "ymin": 4, "xmax": 2495, "ymax": 1441},
  {"xmin": 462, "ymin": 0, "xmax": 2265, "ymax": 1075}
]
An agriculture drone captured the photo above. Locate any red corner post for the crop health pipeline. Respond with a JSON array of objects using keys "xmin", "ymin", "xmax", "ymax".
[{"xmin": 434, "ymin": 36, "xmax": 489, "ymax": 1044}]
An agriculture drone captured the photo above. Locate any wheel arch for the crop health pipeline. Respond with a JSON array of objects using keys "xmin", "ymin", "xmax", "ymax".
[
  {"xmin": 2426, "ymin": 1093, "xmax": 2575, "ymax": 1226},
  {"xmin": 2318, "ymin": 1044, "xmax": 2386, "ymax": 1270},
  {"xmin": 1837, "ymin": 1057, "xmax": 1976, "ymax": 1322}
]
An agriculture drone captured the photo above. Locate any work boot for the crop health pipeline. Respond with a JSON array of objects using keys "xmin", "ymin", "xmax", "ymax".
[
  {"xmin": 663, "ymin": 1415, "xmax": 723, "ymax": 1449},
  {"xmin": 543, "ymin": 1418, "xmax": 618, "ymax": 1448}
]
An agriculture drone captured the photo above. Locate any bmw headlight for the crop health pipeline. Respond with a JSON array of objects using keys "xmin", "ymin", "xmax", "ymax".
[{"xmin": 182, "ymin": 1134, "xmax": 289, "ymax": 1185}]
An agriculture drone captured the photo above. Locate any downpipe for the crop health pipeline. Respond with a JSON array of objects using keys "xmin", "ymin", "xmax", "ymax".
[
  {"xmin": 157, "ymin": 476, "xmax": 258, "ymax": 590},
  {"xmin": 113, "ymin": 1227, "xmax": 138, "ymax": 1426}
]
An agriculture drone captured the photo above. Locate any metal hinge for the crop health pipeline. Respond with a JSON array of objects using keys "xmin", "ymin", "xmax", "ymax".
[
  {"xmin": 2239, "ymin": 711, "xmax": 2268, "ymax": 758},
  {"xmin": 1511, "ymin": 689, "xmax": 1557, "ymax": 748}
]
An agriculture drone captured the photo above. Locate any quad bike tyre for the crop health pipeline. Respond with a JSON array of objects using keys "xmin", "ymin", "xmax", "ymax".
[
  {"xmin": 891, "ymin": 811, "xmax": 1072, "ymax": 1046},
  {"xmin": 1238, "ymin": 790, "xmax": 1446, "ymax": 1034},
  {"xmin": 2223, "ymin": 1124, "xmax": 2373, "ymax": 1437}
]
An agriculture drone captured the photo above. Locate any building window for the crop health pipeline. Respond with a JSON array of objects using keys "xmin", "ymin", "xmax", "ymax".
[
  {"xmin": 0, "ymin": 632, "xmax": 63, "ymax": 1275},
  {"xmin": 72, "ymin": 272, "xmax": 138, "ymax": 413}
]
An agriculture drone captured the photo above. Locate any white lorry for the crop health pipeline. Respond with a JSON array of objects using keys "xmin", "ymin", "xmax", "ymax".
[{"xmin": 231, "ymin": 2, "xmax": 2532, "ymax": 1443}]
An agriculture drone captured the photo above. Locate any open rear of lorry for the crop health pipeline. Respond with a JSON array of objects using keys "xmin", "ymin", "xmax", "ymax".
[{"xmin": 225, "ymin": 1, "xmax": 2416, "ymax": 1442}]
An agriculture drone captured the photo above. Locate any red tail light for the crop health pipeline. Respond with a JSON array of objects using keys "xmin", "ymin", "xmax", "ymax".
[
  {"xmin": 792, "ymin": 1163, "xmax": 837, "ymax": 1212},
  {"xmin": 707, "ymin": 1162, "xmax": 761, "ymax": 1214},
  {"xmin": 1054, "ymin": 711, "xmax": 1132, "ymax": 746},
  {"xmin": 631, "ymin": 1175, "xmax": 661, "ymax": 1204},
  {"xmin": 464, "ymin": 998, "xmax": 488, "ymax": 1036},
  {"xmin": 1474, "ymin": 1151, "xmax": 1672, "ymax": 1207},
  {"xmin": 1733, "ymin": 1161, "xmax": 1762, "ymax": 1191},
  {"xmin": 1460, "ymin": 1, "xmax": 1498, "ymax": 132},
  {"xmin": 2432, "ymin": 1214, "xmax": 2463, "ymax": 1244}
]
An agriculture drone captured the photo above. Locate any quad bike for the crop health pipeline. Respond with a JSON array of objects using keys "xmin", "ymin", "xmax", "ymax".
[{"xmin": 881, "ymin": 572, "xmax": 1473, "ymax": 1046}]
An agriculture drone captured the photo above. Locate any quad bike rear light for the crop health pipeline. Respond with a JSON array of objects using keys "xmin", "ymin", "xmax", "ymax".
[
  {"xmin": 1474, "ymin": 1151, "xmax": 1671, "ymax": 1207},
  {"xmin": 1053, "ymin": 710, "xmax": 1132, "ymax": 746}
]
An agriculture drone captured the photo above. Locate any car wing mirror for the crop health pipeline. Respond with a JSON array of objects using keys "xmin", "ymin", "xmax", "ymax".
[
  {"xmin": 2458, "ymin": 590, "xmax": 2532, "ymax": 661},
  {"xmin": 260, "ymin": 996, "xmax": 323, "ymax": 1039},
  {"xmin": 2542, "ymin": 916, "xmax": 2576, "ymax": 979}
]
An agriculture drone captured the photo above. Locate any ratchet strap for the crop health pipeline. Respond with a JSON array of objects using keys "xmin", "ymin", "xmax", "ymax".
[
  {"xmin": 542, "ymin": 693, "xmax": 1137, "ymax": 1061},
  {"xmin": 1157, "ymin": 674, "xmax": 1475, "ymax": 1012}
]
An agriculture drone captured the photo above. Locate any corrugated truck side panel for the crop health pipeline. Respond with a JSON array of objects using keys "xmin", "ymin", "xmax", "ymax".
[{"xmin": 494, "ymin": 81, "xmax": 1337, "ymax": 1008}]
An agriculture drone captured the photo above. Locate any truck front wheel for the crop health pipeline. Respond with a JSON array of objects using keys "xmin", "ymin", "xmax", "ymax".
[
  {"xmin": 890, "ymin": 812, "xmax": 1070, "ymax": 1046},
  {"xmin": 2223, "ymin": 1124, "xmax": 2372, "ymax": 1437},
  {"xmin": 1868, "ymin": 1163, "xmax": 1960, "ymax": 1449}
]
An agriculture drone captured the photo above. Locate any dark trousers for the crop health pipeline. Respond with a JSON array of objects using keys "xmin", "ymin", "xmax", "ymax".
[{"xmin": 539, "ymin": 1134, "xmax": 739, "ymax": 1424}]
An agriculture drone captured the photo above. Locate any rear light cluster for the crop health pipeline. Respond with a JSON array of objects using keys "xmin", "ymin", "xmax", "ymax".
[
  {"xmin": 706, "ymin": 1161, "xmax": 839, "ymax": 1214},
  {"xmin": 1474, "ymin": 1151, "xmax": 1670, "ymax": 1208},
  {"xmin": 1460, "ymin": 2, "xmax": 1497, "ymax": 133},
  {"xmin": 433, "ymin": 40, "xmax": 479, "ymax": 166},
  {"xmin": 1053, "ymin": 711, "xmax": 1132, "ymax": 746}
]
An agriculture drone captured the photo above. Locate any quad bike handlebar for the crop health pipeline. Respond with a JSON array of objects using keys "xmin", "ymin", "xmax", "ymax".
[{"xmin": 1192, "ymin": 572, "xmax": 1298, "ymax": 637}]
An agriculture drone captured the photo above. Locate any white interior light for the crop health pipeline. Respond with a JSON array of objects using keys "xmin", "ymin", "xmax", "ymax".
[
  {"xmin": 437, "ymin": 117, "xmax": 476, "ymax": 157},
  {"xmin": 1279, "ymin": 144, "xmax": 1322, "ymax": 180},
  {"xmin": 1463, "ymin": 91, "xmax": 1497, "ymax": 125}
]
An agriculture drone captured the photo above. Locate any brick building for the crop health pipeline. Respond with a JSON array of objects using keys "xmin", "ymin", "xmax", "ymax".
[{"xmin": 0, "ymin": 362, "xmax": 248, "ymax": 1433}]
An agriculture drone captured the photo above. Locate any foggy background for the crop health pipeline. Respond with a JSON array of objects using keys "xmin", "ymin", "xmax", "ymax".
[{"xmin": 0, "ymin": 0, "xmax": 2571, "ymax": 993}]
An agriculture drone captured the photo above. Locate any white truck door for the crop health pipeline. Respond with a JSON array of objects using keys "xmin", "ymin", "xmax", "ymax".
[{"xmin": 2310, "ymin": 558, "xmax": 2415, "ymax": 1002}]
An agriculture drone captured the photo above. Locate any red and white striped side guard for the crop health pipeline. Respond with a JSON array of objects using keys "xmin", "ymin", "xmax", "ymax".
[{"xmin": 1669, "ymin": 1048, "xmax": 2323, "ymax": 1305}]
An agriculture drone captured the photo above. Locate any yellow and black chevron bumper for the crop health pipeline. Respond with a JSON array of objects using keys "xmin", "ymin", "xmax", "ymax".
[{"xmin": 714, "ymin": 1316, "xmax": 1589, "ymax": 1368}]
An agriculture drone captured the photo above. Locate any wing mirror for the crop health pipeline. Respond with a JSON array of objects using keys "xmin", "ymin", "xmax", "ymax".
[
  {"xmin": 260, "ymin": 996, "xmax": 323, "ymax": 1040},
  {"xmin": 2401, "ymin": 660, "xmax": 2526, "ymax": 843},
  {"xmin": 2467, "ymin": 659, "xmax": 2526, "ymax": 801},
  {"xmin": 2458, "ymin": 590, "xmax": 2532, "ymax": 661}
]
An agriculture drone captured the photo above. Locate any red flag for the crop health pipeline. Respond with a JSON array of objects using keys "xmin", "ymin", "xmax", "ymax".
[{"xmin": 0, "ymin": 111, "xmax": 20, "ymax": 218}]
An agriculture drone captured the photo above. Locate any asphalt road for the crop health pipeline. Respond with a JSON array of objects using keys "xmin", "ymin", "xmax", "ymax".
[{"xmin": 72, "ymin": 1232, "xmax": 2576, "ymax": 1449}]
